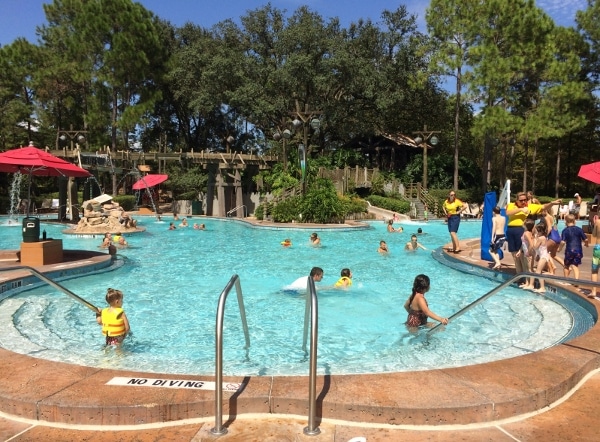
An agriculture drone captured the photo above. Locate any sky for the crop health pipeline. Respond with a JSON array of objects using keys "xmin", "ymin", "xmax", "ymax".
[{"xmin": 0, "ymin": 0, "xmax": 591, "ymax": 47}]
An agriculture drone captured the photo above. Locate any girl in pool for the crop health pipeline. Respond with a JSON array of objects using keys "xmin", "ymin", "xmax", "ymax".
[
  {"xmin": 281, "ymin": 238, "xmax": 292, "ymax": 247},
  {"xmin": 334, "ymin": 268, "xmax": 353, "ymax": 288},
  {"xmin": 96, "ymin": 288, "xmax": 130, "ymax": 346},
  {"xmin": 404, "ymin": 274, "xmax": 449, "ymax": 328}
]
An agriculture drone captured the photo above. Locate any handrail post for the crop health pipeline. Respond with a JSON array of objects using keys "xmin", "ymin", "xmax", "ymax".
[
  {"xmin": 303, "ymin": 276, "xmax": 320, "ymax": 436},
  {"xmin": 212, "ymin": 275, "xmax": 250, "ymax": 436},
  {"xmin": 0, "ymin": 266, "xmax": 99, "ymax": 312}
]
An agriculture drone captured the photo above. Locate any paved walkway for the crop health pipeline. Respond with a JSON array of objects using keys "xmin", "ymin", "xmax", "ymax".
[{"xmin": 1, "ymin": 231, "xmax": 600, "ymax": 441}]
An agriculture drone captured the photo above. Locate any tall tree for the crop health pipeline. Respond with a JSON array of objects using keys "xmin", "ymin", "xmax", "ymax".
[
  {"xmin": 426, "ymin": 0, "xmax": 480, "ymax": 190},
  {"xmin": 39, "ymin": 0, "xmax": 167, "ymax": 151}
]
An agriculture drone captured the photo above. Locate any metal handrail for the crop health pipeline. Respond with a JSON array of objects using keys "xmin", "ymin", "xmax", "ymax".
[
  {"xmin": 211, "ymin": 274, "xmax": 250, "ymax": 436},
  {"xmin": 0, "ymin": 266, "xmax": 99, "ymax": 312},
  {"xmin": 226, "ymin": 205, "xmax": 247, "ymax": 218},
  {"xmin": 427, "ymin": 272, "xmax": 600, "ymax": 337},
  {"xmin": 302, "ymin": 276, "xmax": 320, "ymax": 436}
]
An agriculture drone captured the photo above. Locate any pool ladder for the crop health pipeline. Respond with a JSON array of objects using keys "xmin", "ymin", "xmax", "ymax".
[
  {"xmin": 428, "ymin": 272, "xmax": 600, "ymax": 337},
  {"xmin": 212, "ymin": 274, "xmax": 321, "ymax": 436}
]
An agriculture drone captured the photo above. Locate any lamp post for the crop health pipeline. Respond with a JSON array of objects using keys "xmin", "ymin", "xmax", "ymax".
[
  {"xmin": 290, "ymin": 102, "xmax": 323, "ymax": 193},
  {"xmin": 412, "ymin": 125, "xmax": 440, "ymax": 189},
  {"xmin": 56, "ymin": 125, "xmax": 88, "ymax": 222},
  {"xmin": 56, "ymin": 124, "xmax": 87, "ymax": 150},
  {"xmin": 273, "ymin": 120, "xmax": 293, "ymax": 171}
]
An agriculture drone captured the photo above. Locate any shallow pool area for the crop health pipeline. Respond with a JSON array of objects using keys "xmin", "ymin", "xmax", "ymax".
[{"xmin": 0, "ymin": 216, "xmax": 594, "ymax": 376}]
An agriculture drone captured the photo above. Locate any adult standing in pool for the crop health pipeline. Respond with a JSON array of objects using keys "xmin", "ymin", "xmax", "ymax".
[
  {"xmin": 442, "ymin": 190, "xmax": 464, "ymax": 253},
  {"xmin": 505, "ymin": 192, "xmax": 561, "ymax": 274}
]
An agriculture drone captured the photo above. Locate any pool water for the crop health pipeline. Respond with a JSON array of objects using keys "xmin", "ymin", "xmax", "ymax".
[{"xmin": 0, "ymin": 217, "xmax": 588, "ymax": 376}]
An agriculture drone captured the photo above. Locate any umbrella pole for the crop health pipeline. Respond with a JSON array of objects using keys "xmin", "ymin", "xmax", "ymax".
[{"xmin": 26, "ymin": 172, "xmax": 32, "ymax": 217}]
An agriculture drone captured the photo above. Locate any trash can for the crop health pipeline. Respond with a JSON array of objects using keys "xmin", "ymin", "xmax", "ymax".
[
  {"xmin": 22, "ymin": 217, "xmax": 40, "ymax": 243},
  {"xmin": 191, "ymin": 201, "xmax": 203, "ymax": 215}
]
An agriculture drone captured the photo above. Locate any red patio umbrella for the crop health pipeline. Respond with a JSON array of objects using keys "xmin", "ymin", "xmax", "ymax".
[
  {"xmin": 578, "ymin": 162, "xmax": 600, "ymax": 185},
  {"xmin": 0, "ymin": 144, "xmax": 91, "ymax": 215},
  {"xmin": 132, "ymin": 174, "xmax": 168, "ymax": 190}
]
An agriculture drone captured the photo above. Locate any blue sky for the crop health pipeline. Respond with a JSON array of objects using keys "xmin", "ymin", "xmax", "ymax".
[{"xmin": 0, "ymin": 0, "xmax": 590, "ymax": 47}]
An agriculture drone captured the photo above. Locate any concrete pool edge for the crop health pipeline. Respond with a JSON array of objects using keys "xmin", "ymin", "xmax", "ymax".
[{"xmin": 0, "ymin": 244, "xmax": 599, "ymax": 427}]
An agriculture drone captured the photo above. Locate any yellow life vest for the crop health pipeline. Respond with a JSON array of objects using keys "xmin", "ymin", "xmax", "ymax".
[
  {"xmin": 335, "ymin": 276, "xmax": 352, "ymax": 287},
  {"xmin": 101, "ymin": 307, "xmax": 126, "ymax": 337}
]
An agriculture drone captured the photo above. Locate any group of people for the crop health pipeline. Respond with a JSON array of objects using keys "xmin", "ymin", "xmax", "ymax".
[
  {"xmin": 287, "ymin": 266, "xmax": 353, "ymax": 291},
  {"xmin": 281, "ymin": 232, "xmax": 322, "ymax": 248},
  {"xmin": 168, "ymin": 218, "xmax": 206, "ymax": 230},
  {"xmin": 486, "ymin": 190, "xmax": 600, "ymax": 297},
  {"xmin": 99, "ymin": 232, "xmax": 128, "ymax": 256},
  {"xmin": 379, "ymin": 226, "xmax": 427, "ymax": 254}
]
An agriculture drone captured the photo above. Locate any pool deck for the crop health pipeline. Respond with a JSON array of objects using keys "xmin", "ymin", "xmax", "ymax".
[{"xmin": 1, "ymin": 227, "xmax": 600, "ymax": 440}]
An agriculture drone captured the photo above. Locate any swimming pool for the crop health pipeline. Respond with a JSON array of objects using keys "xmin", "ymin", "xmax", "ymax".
[{"xmin": 0, "ymin": 217, "xmax": 592, "ymax": 376}]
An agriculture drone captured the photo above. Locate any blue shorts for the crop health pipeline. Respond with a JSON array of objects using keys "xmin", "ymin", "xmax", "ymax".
[
  {"xmin": 506, "ymin": 226, "xmax": 524, "ymax": 253},
  {"xmin": 447, "ymin": 215, "xmax": 460, "ymax": 233},
  {"xmin": 565, "ymin": 249, "xmax": 583, "ymax": 268},
  {"xmin": 490, "ymin": 234, "xmax": 506, "ymax": 252},
  {"xmin": 592, "ymin": 245, "xmax": 600, "ymax": 274}
]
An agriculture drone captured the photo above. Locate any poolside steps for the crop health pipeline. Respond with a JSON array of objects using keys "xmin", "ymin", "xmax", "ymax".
[
  {"xmin": 0, "ymin": 298, "xmax": 47, "ymax": 355},
  {"xmin": 0, "ymin": 240, "xmax": 599, "ymax": 432}
]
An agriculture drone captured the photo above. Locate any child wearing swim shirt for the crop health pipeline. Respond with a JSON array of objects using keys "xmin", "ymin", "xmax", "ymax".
[
  {"xmin": 559, "ymin": 214, "xmax": 588, "ymax": 280},
  {"xmin": 96, "ymin": 288, "xmax": 130, "ymax": 346},
  {"xmin": 334, "ymin": 268, "xmax": 353, "ymax": 288}
]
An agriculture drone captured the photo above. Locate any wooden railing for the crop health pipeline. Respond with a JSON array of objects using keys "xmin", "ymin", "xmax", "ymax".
[
  {"xmin": 318, "ymin": 167, "xmax": 379, "ymax": 191},
  {"xmin": 404, "ymin": 182, "xmax": 440, "ymax": 218}
]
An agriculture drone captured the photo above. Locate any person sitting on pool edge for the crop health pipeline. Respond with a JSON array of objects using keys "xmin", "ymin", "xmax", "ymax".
[{"xmin": 334, "ymin": 268, "xmax": 353, "ymax": 288}]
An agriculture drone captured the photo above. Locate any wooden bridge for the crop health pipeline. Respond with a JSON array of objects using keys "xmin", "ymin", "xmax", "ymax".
[{"xmin": 49, "ymin": 147, "xmax": 279, "ymax": 174}]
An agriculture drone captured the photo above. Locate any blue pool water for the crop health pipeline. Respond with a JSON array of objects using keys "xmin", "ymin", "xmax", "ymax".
[{"xmin": 0, "ymin": 216, "xmax": 591, "ymax": 376}]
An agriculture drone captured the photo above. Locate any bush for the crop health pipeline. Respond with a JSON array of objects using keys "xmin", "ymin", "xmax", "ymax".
[
  {"xmin": 340, "ymin": 195, "xmax": 368, "ymax": 215},
  {"xmin": 366, "ymin": 195, "xmax": 411, "ymax": 214},
  {"xmin": 300, "ymin": 179, "xmax": 345, "ymax": 223},
  {"xmin": 113, "ymin": 195, "xmax": 136, "ymax": 211},
  {"xmin": 272, "ymin": 196, "xmax": 301, "ymax": 222}
]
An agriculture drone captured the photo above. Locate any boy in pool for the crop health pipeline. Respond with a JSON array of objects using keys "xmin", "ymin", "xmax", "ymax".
[
  {"xmin": 405, "ymin": 234, "xmax": 427, "ymax": 251},
  {"xmin": 378, "ymin": 240, "xmax": 389, "ymax": 254},
  {"xmin": 96, "ymin": 288, "xmax": 130, "ymax": 346}
]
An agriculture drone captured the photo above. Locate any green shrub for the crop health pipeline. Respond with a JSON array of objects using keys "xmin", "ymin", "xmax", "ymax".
[
  {"xmin": 272, "ymin": 196, "xmax": 302, "ymax": 223},
  {"xmin": 300, "ymin": 179, "xmax": 345, "ymax": 223},
  {"xmin": 366, "ymin": 195, "xmax": 411, "ymax": 214},
  {"xmin": 340, "ymin": 195, "xmax": 368, "ymax": 214},
  {"xmin": 113, "ymin": 195, "xmax": 136, "ymax": 211}
]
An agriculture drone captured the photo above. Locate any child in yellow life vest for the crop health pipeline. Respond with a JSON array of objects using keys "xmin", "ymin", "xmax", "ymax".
[
  {"xmin": 335, "ymin": 268, "xmax": 353, "ymax": 288},
  {"xmin": 96, "ymin": 288, "xmax": 130, "ymax": 346}
]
